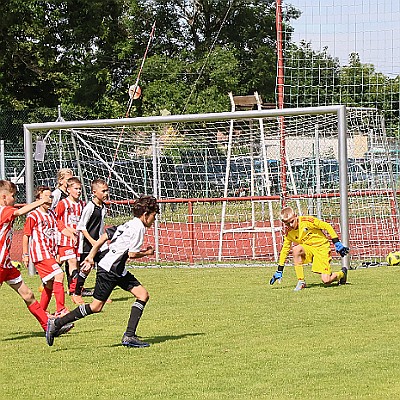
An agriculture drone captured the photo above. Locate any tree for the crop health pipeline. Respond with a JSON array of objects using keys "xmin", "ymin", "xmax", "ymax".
[{"xmin": 0, "ymin": 0, "xmax": 298, "ymax": 118}]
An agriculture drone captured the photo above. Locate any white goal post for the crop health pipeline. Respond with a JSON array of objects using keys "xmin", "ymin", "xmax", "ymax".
[{"xmin": 24, "ymin": 104, "xmax": 397, "ymax": 268}]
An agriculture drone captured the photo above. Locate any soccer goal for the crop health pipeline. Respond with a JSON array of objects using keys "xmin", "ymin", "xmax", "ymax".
[{"xmin": 23, "ymin": 105, "xmax": 398, "ymax": 267}]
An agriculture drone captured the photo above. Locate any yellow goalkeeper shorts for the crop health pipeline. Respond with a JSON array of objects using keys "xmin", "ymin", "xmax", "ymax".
[{"xmin": 301, "ymin": 243, "xmax": 332, "ymax": 275}]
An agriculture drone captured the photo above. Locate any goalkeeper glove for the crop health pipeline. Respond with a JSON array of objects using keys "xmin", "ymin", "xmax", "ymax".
[
  {"xmin": 334, "ymin": 241, "xmax": 349, "ymax": 257},
  {"xmin": 269, "ymin": 269, "xmax": 283, "ymax": 285}
]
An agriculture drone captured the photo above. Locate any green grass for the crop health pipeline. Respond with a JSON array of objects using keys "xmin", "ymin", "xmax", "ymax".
[{"xmin": 1, "ymin": 266, "xmax": 400, "ymax": 399}]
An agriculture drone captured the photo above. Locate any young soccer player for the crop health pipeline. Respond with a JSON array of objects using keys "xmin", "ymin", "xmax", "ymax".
[
  {"xmin": 269, "ymin": 206, "xmax": 349, "ymax": 291},
  {"xmin": 46, "ymin": 195, "xmax": 159, "ymax": 348},
  {"xmin": 0, "ymin": 180, "xmax": 73, "ymax": 334},
  {"xmin": 54, "ymin": 177, "xmax": 85, "ymax": 296},
  {"xmin": 72, "ymin": 179, "xmax": 109, "ymax": 305},
  {"xmin": 22, "ymin": 186, "xmax": 76, "ymax": 316},
  {"xmin": 51, "ymin": 168, "xmax": 74, "ymax": 210}
]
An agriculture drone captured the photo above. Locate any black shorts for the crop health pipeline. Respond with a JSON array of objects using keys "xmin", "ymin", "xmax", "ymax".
[{"xmin": 93, "ymin": 267, "xmax": 142, "ymax": 302}]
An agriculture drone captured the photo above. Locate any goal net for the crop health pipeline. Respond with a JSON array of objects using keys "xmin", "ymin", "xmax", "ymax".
[
  {"xmin": 282, "ymin": 0, "xmax": 400, "ymax": 137},
  {"xmin": 24, "ymin": 105, "xmax": 399, "ymax": 267}
]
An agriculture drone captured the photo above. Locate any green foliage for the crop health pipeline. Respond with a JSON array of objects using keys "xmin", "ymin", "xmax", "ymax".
[
  {"xmin": 1, "ymin": 0, "xmax": 398, "ymax": 131},
  {"xmin": 2, "ymin": 266, "xmax": 400, "ymax": 399},
  {"xmin": 0, "ymin": 0, "xmax": 282, "ymax": 118}
]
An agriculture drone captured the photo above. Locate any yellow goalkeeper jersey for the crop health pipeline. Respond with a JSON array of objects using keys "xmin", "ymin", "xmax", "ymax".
[{"xmin": 278, "ymin": 215, "xmax": 338, "ymax": 265}]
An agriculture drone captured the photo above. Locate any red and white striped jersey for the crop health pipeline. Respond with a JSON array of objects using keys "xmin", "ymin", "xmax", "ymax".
[
  {"xmin": 23, "ymin": 209, "xmax": 58, "ymax": 262},
  {"xmin": 0, "ymin": 206, "xmax": 17, "ymax": 269},
  {"xmin": 54, "ymin": 198, "xmax": 84, "ymax": 247}
]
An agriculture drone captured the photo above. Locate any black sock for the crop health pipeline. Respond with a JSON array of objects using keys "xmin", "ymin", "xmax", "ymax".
[
  {"xmin": 55, "ymin": 304, "xmax": 93, "ymax": 328},
  {"xmin": 125, "ymin": 300, "xmax": 147, "ymax": 337},
  {"xmin": 74, "ymin": 271, "xmax": 87, "ymax": 296}
]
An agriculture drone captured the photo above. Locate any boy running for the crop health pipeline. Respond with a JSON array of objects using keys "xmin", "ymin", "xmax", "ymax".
[
  {"xmin": 0, "ymin": 180, "xmax": 72, "ymax": 334},
  {"xmin": 72, "ymin": 179, "xmax": 109, "ymax": 305},
  {"xmin": 46, "ymin": 195, "xmax": 159, "ymax": 348},
  {"xmin": 22, "ymin": 186, "xmax": 76, "ymax": 316},
  {"xmin": 270, "ymin": 206, "xmax": 349, "ymax": 291},
  {"xmin": 54, "ymin": 177, "xmax": 84, "ymax": 296}
]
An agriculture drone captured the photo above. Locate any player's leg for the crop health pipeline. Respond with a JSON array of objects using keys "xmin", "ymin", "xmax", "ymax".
[
  {"xmin": 312, "ymin": 248, "xmax": 346, "ymax": 285},
  {"xmin": 74, "ymin": 253, "xmax": 89, "ymax": 302},
  {"xmin": 292, "ymin": 244, "xmax": 307, "ymax": 291},
  {"xmin": 67, "ymin": 257, "xmax": 79, "ymax": 295},
  {"xmin": 9, "ymin": 277, "xmax": 48, "ymax": 331},
  {"xmin": 40, "ymin": 280, "xmax": 53, "ymax": 313},
  {"xmin": 320, "ymin": 269, "xmax": 346, "ymax": 285},
  {"xmin": 53, "ymin": 270, "xmax": 68, "ymax": 313},
  {"xmin": 46, "ymin": 267, "xmax": 113, "ymax": 345},
  {"xmin": 58, "ymin": 246, "xmax": 77, "ymax": 295},
  {"xmin": 120, "ymin": 272, "xmax": 150, "ymax": 348}
]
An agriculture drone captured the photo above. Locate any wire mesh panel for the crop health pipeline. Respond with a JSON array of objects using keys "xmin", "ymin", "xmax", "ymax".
[{"xmin": 282, "ymin": 0, "xmax": 400, "ymax": 136}]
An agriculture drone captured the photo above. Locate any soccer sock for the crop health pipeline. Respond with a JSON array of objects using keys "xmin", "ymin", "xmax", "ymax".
[
  {"xmin": 65, "ymin": 264, "xmax": 71, "ymax": 289},
  {"xmin": 54, "ymin": 304, "xmax": 93, "ymax": 328},
  {"xmin": 294, "ymin": 265, "xmax": 305, "ymax": 281},
  {"xmin": 39, "ymin": 286, "xmax": 52, "ymax": 312},
  {"xmin": 53, "ymin": 281, "xmax": 66, "ymax": 312},
  {"xmin": 68, "ymin": 269, "xmax": 78, "ymax": 294},
  {"xmin": 125, "ymin": 300, "xmax": 147, "ymax": 337},
  {"xmin": 74, "ymin": 271, "xmax": 87, "ymax": 296},
  {"xmin": 27, "ymin": 300, "xmax": 48, "ymax": 331},
  {"xmin": 336, "ymin": 270, "xmax": 344, "ymax": 281}
]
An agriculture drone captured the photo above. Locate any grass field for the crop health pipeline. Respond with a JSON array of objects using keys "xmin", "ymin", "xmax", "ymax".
[{"xmin": 1, "ymin": 265, "xmax": 400, "ymax": 399}]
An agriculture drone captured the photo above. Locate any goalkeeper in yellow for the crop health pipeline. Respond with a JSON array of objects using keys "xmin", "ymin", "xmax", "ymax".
[{"xmin": 269, "ymin": 206, "xmax": 349, "ymax": 291}]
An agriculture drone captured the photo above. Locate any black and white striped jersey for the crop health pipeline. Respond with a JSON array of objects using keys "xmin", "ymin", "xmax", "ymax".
[{"xmin": 98, "ymin": 217, "xmax": 145, "ymax": 276}]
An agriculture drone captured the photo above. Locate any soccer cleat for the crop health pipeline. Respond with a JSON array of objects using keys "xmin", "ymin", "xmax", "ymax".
[
  {"xmin": 339, "ymin": 267, "xmax": 348, "ymax": 285},
  {"xmin": 293, "ymin": 280, "xmax": 306, "ymax": 291},
  {"xmin": 81, "ymin": 288, "xmax": 94, "ymax": 297},
  {"xmin": 54, "ymin": 322, "xmax": 74, "ymax": 337},
  {"xmin": 121, "ymin": 333, "xmax": 150, "ymax": 348},
  {"xmin": 46, "ymin": 318, "xmax": 59, "ymax": 346},
  {"xmin": 71, "ymin": 295, "xmax": 85, "ymax": 305}
]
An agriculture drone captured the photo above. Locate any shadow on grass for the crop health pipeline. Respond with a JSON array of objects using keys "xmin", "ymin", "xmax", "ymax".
[
  {"xmin": 105, "ymin": 332, "xmax": 205, "ymax": 348},
  {"xmin": 105, "ymin": 296, "xmax": 132, "ymax": 303},
  {"xmin": 1, "ymin": 331, "xmax": 46, "ymax": 341},
  {"xmin": 2, "ymin": 327, "xmax": 104, "ymax": 342},
  {"xmin": 271, "ymin": 281, "xmax": 352, "ymax": 291}
]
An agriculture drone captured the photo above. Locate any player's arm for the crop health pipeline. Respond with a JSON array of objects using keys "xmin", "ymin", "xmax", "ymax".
[
  {"xmin": 22, "ymin": 215, "xmax": 35, "ymax": 267},
  {"xmin": 14, "ymin": 198, "xmax": 46, "ymax": 217},
  {"xmin": 314, "ymin": 218, "xmax": 349, "ymax": 257},
  {"xmin": 270, "ymin": 237, "xmax": 291, "ymax": 285},
  {"xmin": 76, "ymin": 204, "xmax": 94, "ymax": 245},
  {"xmin": 128, "ymin": 246, "xmax": 155, "ymax": 260},
  {"xmin": 80, "ymin": 232, "xmax": 109, "ymax": 272},
  {"xmin": 22, "ymin": 234, "xmax": 30, "ymax": 267},
  {"xmin": 80, "ymin": 229, "xmax": 97, "ymax": 247}
]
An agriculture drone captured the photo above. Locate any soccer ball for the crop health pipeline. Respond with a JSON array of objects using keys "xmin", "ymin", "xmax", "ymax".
[
  {"xmin": 386, "ymin": 251, "xmax": 400, "ymax": 266},
  {"xmin": 128, "ymin": 85, "xmax": 142, "ymax": 99}
]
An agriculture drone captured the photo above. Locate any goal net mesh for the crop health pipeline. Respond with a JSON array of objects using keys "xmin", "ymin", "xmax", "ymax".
[
  {"xmin": 28, "ymin": 107, "xmax": 399, "ymax": 266},
  {"xmin": 283, "ymin": 0, "xmax": 400, "ymax": 137}
]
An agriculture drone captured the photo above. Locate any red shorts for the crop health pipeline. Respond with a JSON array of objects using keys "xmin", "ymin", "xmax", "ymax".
[
  {"xmin": 0, "ymin": 266, "xmax": 22, "ymax": 285},
  {"xmin": 58, "ymin": 246, "xmax": 79, "ymax": 262},
  {"xmin": 34, "ymin": 258, "xmax": 63, "ymax": 284}
]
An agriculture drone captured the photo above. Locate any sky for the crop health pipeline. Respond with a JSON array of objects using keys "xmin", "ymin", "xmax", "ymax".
[{"xmin": 286, "ymin": 0, "xmax": 400, "ymax": 76}]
